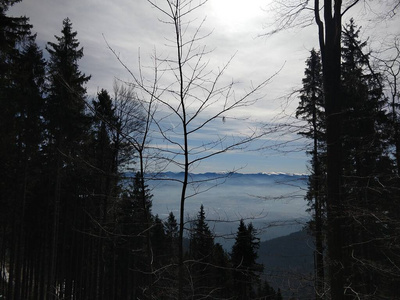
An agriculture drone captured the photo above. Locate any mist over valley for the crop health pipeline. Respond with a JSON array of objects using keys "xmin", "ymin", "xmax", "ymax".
[{"xmin": 141, "ymin": 172, "xmax": 310, "ymax": 247}]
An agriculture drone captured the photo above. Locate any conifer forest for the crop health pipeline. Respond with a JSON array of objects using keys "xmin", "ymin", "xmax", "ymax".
[{"xmin": 1, "ymin": 0, "xmax": 400, "ymax": 299}]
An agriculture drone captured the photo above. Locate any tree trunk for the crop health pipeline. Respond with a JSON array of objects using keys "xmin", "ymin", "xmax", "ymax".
[
  {"xmin": 49, "ymin": 152, "xmax": 61, "ymax": 299},
  {"xmin": 316, "ymin": 1, "xmax": 345, "ymax": 298},
  {"xmin": 313, "ymin": 103, "xmax": 325, "ymax": 299}
]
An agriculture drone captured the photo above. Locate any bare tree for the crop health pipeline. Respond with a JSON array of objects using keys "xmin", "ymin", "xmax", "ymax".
[
  {"xmin": 375, "ymin": 36, "xmax": 400, "ymax": 173},
  {"xmin": 107, "ymin": 0, "xmax": 277, "ymax": 298}
]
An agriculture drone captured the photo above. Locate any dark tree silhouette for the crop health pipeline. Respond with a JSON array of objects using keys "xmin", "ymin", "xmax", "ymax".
[
  {"xmin": 268, "ymin": 2, "xmax": 400, "ymax": 298},
  {"xmin": 45, "ymin": 17, "xmax": 91, "ymax": 299},
  {"xmin": 231, "ymin": 219, "xmax": 263, "ymax": 300},
  {"xmin": 296, "ymin": 48, "xmax": 326, "ymax": 298}
]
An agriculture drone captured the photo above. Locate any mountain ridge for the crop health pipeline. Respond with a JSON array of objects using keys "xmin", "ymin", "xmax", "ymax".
[
  {"xmin": 258, "ymin": 229, "xmax": 314, "ymax": 299},
  {"xmin": 123, "ymin": 171, "xmax": 309, "ymax": 181}
]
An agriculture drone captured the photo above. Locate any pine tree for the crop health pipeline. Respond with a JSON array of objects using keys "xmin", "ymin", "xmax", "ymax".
[
  {"xmin": 165, "ymin": 211, "xmax": 179, "ymax": 259},
  {"xmin": 0, "ymin": 32, "xmax": 47, "ymax": 299},
  {"xmin": 114, "ymin": 172, "xmax": 154, "ymax": 299},
  {"xmin": 87, "ymin": 89, "xmax": 122, "ymax": 299},
  {"xmin": 155, "ymin": 211, "xmax": 180, "ymax": 297},
  {"xmin": 11, "ymin": 38, "xmax": 47, "ymax": 300},
  {"xmin": 339, "ymin": 19, "xmax": 399, "ymax": 297},
  {"xmin": 189, "ymin": 204, "xmax": 215, "ymax": 298},
  {"xmin": 0, "ymin": 0, "xmax": 33, "ymax": 239},
  {"xmin": 211, "ymin": 243, "xmax": 233, "ymax": 298},
  {"xmin": 190, "ymin": 205, "xmax": 214, "ymax": 260},
  {"xmin": 151, "ymin": 214, "xmax": 167, "ymax": 265},
  {"xmin": 46, "ymin": 17, "xmax": 91, "ymax": 148},
  {"xmin": 0, "ymin": 3, "xmax": 48, "ymax": 297},
  {"xmin": 297, "ymin": 20, "xmax": 400, "ymax": 298},
  {"xmin": 230, "ymin": 219, "xmax": 263, "ymax": 299},
  {"xmin": 129, "ymin": 172, "xmax": 153, "ymax": 233},
  {"xmin": 296, "ymin": 48, "xmax": 326, "ymax": 298},
  {"xmin": 45, "ymin": 18, "xmax": 91, "ymax": 299},
  {"xmin": 90, "ymin": 89, "xmax": 119, "ymax": 218},
  {"xmin": 115, "ymin": 190, "xmax": 138, "ymax": 299},
  {"xmin": 0, "ymin": 0, "xmax": 32, "ymax": 87}
]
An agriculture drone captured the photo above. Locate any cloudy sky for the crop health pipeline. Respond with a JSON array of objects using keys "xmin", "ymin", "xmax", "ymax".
[{"xmin": 8, "ymin": 0, "xmax": 399, "ymax": 174}]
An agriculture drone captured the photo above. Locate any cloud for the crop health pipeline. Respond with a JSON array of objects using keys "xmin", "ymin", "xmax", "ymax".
[{"xmin": 6, "ymin": 0, "xmax": 322, "ymax": 173}]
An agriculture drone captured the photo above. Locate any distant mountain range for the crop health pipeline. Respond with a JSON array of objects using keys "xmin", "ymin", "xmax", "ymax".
[
  {"xmin": 141, "ymin": 171, "xmax": 309, "ymax": 181},
  {"xmin": 144, "ymin": 173, "xmax": 314, "ymax": 298},
  {"xmin": 127, "ymin": 171, "xmax": 310, "ymax": 243},
  {"xmin": 151, "ymin": 172, "xmax": 315, "ymax": 298},
  {"xmin": 135, "ymin": 171, "xmax": 315, "ymax": 298}
]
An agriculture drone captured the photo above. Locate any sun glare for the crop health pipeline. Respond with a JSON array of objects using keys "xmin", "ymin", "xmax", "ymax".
[{"xmin": 209, "ymin": 0, "xmax": 265, "ymax": 31}]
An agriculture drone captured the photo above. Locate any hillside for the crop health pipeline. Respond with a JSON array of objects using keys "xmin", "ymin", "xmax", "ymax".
[{"xmin": 258, "ymin": 230, "xmax": 315, "ymax": 299}]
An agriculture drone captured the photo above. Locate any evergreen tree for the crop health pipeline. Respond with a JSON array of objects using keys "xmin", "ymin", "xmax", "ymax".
[
  {"xmin": 85, "ymin": 86, "xmax": 144, "ymax": 299},
  {"xmin": 339, "ymin": 19, "xmax": 399, "ymax": 297},
  {"xmin": 341, "ymin": 19, "xmax": 388, "ymax": 175},
  {"xmin": 230, "ymin": 219, "xmax": 263, "ymax": 300},
  {"xmin": 129, "ymin": 172, "xmax": 153, "ymax": 233},
  {"xmin": 211, "ymin": 243, "xmax": 233, "ymax": 298},
  {"xmin": 189, "ymin": 204, "xmax": 215, "ymax": 298},
  {"xmin": 90, "ymin": 89, "xmax": 119, "ymax": 219},
  {"xmin": 296, "ymin": 48, "xmax": 326, "ymax": 298},
  {"xmin": 44, "ymin": 18, "xmax": 91, "ymax": 299},
  {"xmin": 45, "ymin": 17, "xmax": 91, "ymax": 148},
  {"xmin": 86, "ymin": 89, "xmax": 122, "ymax": 299},
  {"xmin": 165, "ymin": 211, "xmax": 179, "ymax": 259},
  {"xmin": 115, "ymin": 190, "xmax": 138, "ymax": 299},
  {"xmin": 11, "ymin": 39, "xmax": 47, "ymax": 300},
  {"xmin": 0, "ymin": 3, "xmax": 49, "ymax": 297},
  {"xmin": 190, "ymin": 204, "xmax": 214, "ymax": 260},
  {"xmin": 156, "ymin": 211, "xmax": 180, "ymax": 297},
  {"xmin": 0, "ymin": 32, "xmax": 47, "ymax": 299},
  {"xmin": 297, "ymin": 20, "xmax": 400, "ymax": 298},
  {"xmin": 114, "ymin": 172, "xmax": 154, "ymax": 299},
  {"xmin": 0, "ymin": 0, "xmax": 32, "ymax": 86},
  {"xmin": 0, "ymin": 0, "xmax": 33, "ymax": 237},
  {"xmin": 151, "ymin": 214, "xmax": 167, "ymax": 265}
]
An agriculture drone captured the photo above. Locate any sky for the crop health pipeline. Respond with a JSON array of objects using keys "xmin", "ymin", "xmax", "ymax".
[{"xmin": 8, "ymin": 0, "xmax": 399, "ymax": 174}]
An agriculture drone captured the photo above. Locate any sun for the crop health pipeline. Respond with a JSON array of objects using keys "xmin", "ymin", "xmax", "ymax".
[{"xmin": 209, "ymin": 0, "xmax": 265, "ymax": 32}]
